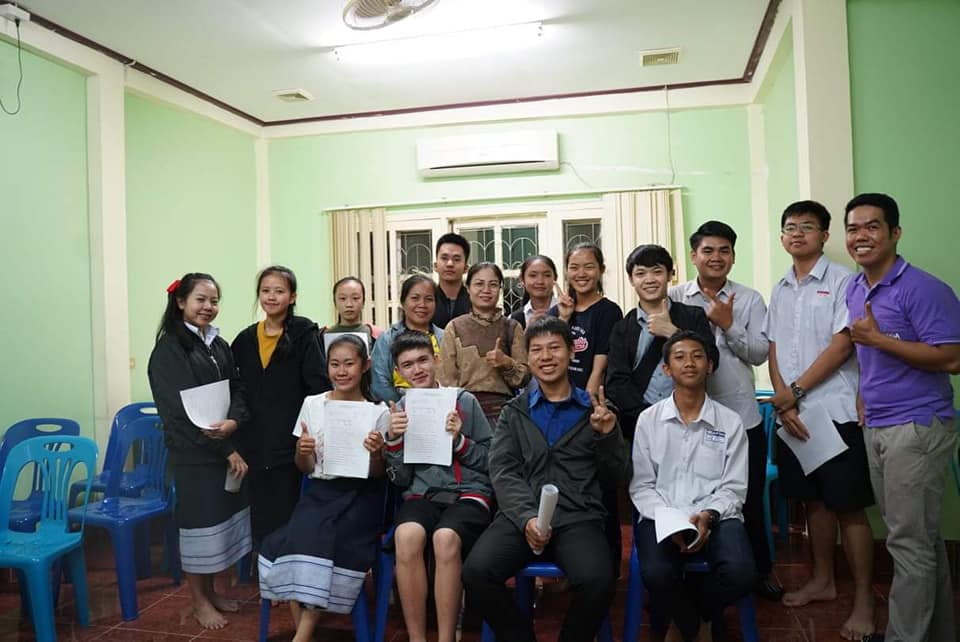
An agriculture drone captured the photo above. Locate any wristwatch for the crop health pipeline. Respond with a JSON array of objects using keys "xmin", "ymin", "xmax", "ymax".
[
  {"xmin": 705, "ymin": 509, "xmax": 721, "ymax": 530},
  {"xmin": 789, "ymin": 381, "xmax": 806, "ymax": 401}
]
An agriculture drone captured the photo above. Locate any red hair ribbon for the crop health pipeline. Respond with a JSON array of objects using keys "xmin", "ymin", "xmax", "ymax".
[{"xmin": 166, "ymin": 279, "xmax": 181, "ymax": 294}]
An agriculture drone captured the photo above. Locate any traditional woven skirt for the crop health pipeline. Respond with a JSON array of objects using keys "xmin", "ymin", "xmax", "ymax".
[
  {"xmin": 258, "ymin": 476, "xmax": 385, "ymax": 613},
  {"xmin": 173, "ymin": 462, "xmax": 252, "ymax": 574}
]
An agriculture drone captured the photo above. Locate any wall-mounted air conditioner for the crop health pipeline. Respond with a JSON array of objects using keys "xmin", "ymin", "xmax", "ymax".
[{"xmin": 416, "ymin": 130, "xmax": 559, "ymax": 178}]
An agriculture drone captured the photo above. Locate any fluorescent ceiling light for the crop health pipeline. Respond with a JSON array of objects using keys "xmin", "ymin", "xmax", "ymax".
[{"xmin": 333, "ymin": 22, "xmax": 543, "ymax": 64}]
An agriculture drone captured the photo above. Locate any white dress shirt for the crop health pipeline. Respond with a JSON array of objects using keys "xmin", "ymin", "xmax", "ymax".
[
  {"xmin": 762, "ymin": 255, "xmax": 858, "ymax": 425},
  {"xmin": 669, "ymin": 279, "xmax": 768, "ymax": 429},
  {"xmin": 630, "ymin": 394, "xmax": 748, "ymax": 523}
]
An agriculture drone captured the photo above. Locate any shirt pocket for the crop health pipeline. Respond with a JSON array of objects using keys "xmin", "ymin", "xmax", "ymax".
[{"xmin": 693, "ymin": 444, "xmax": 725, "ymax": 481}]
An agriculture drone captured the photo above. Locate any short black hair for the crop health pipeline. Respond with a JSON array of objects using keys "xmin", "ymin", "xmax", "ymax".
[
  {"xmin": 435, "ymin": 233, "xmax": 470, "ymax": 261},
  {"xmin": 625, "ymin": 244, "xmax": 674, "ymax": 275},
  {"xmin": 661, "ymin": 330, "xmax": 719, "ymax": 370},
  {"xmin": 844, "ymin": 193, "xmax": 900, "ymax": 229},
  {"xmin": 391, "ymin": 331, "xmax": 434, "ymax": 362},
  {"xmin": 690, "ymin": 221, "xmax": 737, "ymax": 250},
  {"xmin": 524, "ymin": 316, "xmax": 573, "ymax": 351},
  {"xmin": 781, "ymin": 200, "xmax": 831, "ymax": 231}
]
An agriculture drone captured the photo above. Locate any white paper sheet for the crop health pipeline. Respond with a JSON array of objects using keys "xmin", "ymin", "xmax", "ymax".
[
  {"xmin": 323, "ymin": 331, "xmax": 371, "ymax": 354},
  {"xmin": 321, "ymin": 400, "xmax": 378, "ymax": 479},
  {"xmin": 654, "ymin": 506, "xmax": 701, "ymax": 547},
  {"xmin": 533, "ymin": 484, "xmax": 560, "ymax": 555},
  {"xmin": 179, "ymin": 379, "xmax": 230, "ymax": 430},
  {"xmin": 402, "ymin": 387, "xmax": 458, "ymax": 465},
  {"xmin": 776, "ymin": 403, "xmax": 849, "ymax": 475}
]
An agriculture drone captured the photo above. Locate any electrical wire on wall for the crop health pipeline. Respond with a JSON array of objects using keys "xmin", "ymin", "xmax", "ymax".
[{"xmin": 1, "ymin": 17, "xmax": 23, "ymax": 115}]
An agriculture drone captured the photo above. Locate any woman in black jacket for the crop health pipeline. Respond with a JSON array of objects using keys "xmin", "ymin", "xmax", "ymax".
[
  {"xmin": 148, "ymin": 272, "xmax": 251, "ymax": 631},
  {"xmin": 231, "ymin": 266, "xmax": 329, "ymax": 546}
]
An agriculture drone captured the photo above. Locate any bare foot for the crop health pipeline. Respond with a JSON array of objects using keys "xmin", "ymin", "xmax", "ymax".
[
  {"xmin": 696, "ymin": 620, "xmax": 713, "ymax": 642},
  {"xmin": 840, "ymin": 593, "xmax": 875, "ymax": 640},
  {"xmin": 782, "ymin": 578, "xmax": 837, "ymax": 607},
  {"xmin": 210, "ymin": 593, "xmax": 240, "ymax": 613},
  {"xmin": 192, "ymin": 601, "xmax": 228, "ymax": 630}
]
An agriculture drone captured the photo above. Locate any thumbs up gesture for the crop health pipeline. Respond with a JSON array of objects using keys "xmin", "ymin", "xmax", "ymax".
[
  {"xmin": 703, "ymin": 289, "xmax": 735, "ymax": 331},
  {"xmin": 555, "ymin": 283, "xmax": 575, "ymax": 322},
  {"xmin": 589, "ymin": 386, "xmax": 616, "ymax": 435},
  {"xmin": 297, "ymin": 421, "xmax": 317, "ymax": 457},
  {"xmin": 850, "ymin": 301, "xmax": 882, "ymax": 346},
  {"xmin": 648, "ymin": 299, "xmax": 678, "ymax": 338},
  {"xmin": 485, "ymin": 336, "xmax": 511, "ymax": 368},
  {"xmin": 387, "ymin": 401, "xmax": 408, "ymax": 441}
]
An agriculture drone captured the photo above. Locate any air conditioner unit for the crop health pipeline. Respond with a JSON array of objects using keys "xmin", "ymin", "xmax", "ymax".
[{"xmin": 416, "ymin": 130, "xmax": 559, "ymax": 178}]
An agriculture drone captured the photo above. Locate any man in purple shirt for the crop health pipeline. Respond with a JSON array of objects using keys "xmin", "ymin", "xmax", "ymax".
[{"xmin": 845, "ymin": 192, "xmax": 960, "ymax": 642}]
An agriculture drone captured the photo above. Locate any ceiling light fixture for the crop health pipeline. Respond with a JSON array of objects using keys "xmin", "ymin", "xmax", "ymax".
[{"xmin": 332, "ymin": 21, "xmax": 543, "ymax": 64}]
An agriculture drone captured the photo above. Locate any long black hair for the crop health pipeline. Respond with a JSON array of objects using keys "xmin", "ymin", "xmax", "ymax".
[
  {"xmin": 326, "ymin": 333, "xmax": 375, "ymax": 402},
  {"xmin": 564, "ymin": 242, "xmax": 606, "ymax": 300},
  {"xmin": 518, "ymin": 254, "xmax": 558, "ymax": 308},
  {"xmin": 256, "ymin": 265, "xmax": 298, "ymax": 357},
  {"xmin": 155, "ymin": 272, "xmax": 220, "ymax": 349}
]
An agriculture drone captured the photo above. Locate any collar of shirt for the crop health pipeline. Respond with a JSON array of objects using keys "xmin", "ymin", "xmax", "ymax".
[
  {"xmin": 184, "ymin": 321, "xmax": 219, "ymax": 347},
  {"xmin": 636, "ymin": 298, "xmax": 671, "ymax": 325},
  {"xmin": 524, "ymin": 296, "xmax": 558, "ymax": 317},
  {"xmin": 853, "ymin": 255, "xmax": 909, "ymax": 291},
  {"xmin": 660, "ymin": 393, "xmax": 718, "ymax": 430},
  {"xmin": 528, "ymin": 381, "xmax": 592, "ymax": 410},
  {"xmin": 683, "ymin": 278, "xmax": 732, "ymax": 302},
  {"xmin": 528, "ymin": 381, "xmax": 592, "ymax": 446},
  {"xmin": 781, "ymin": 254, "xmax": 830, "ymax": 287}
]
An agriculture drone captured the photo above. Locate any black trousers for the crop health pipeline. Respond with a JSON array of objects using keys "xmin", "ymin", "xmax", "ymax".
[
  {"xmin": 635, "ymin": 519, "xmax": 756, "ymax": 640},
  {"xmin": 248, "ymin": 463, "xmax": 302, "ymax": 547},
  {"xmin": 462, "ymin": 514, "xmax": 615, "ymax": 642},
  {"xmin": 743, "ymin": 423, "xmax": 772, "ymax": 576}
]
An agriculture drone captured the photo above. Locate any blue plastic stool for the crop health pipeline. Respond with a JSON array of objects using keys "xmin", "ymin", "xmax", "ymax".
[
  {"xmin": 0, "ymin": 436, "xmax": 98, "ymax": 642},
  {"xmin": 68, "ymin": 416, "xmax": 178, "ymax": 621},
  {"xmin": 622, "ymin": 543, "xmax": 759, "ymax": 642},
  {"xmin": 481, "ymin": 562, "xmax": 615, "ymax": 642}
]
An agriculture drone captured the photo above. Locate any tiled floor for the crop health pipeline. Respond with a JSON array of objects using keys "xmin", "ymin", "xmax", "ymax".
[{"xmin": 1, "ymin": 526, "xmax": 957, "ymax": 641}]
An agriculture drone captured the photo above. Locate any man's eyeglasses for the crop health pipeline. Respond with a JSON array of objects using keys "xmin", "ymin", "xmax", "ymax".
[{"xmin": 781, "ymin": 223, "xmax": 822, "ymax": 235}]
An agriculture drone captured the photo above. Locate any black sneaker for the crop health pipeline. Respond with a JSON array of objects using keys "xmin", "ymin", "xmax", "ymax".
[{"xmin": 755, "ymin": 577, "xmax": 785, "ymax": 601}]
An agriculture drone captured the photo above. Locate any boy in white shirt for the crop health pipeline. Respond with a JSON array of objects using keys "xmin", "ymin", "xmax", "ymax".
[{"xmin": 631, "ymin": 330, "xmax": 756, "ymax": 642}]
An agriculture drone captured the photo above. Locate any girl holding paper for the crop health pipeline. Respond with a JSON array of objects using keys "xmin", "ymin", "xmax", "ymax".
[
  {"xmin": 257, "ymin": 334, "xmax": 389, "ymax": 642},
  {"xmin": 147, "ymin": 273, "xmax": 251, "ymax": 631},
  {"xmin": 438, "ymin": 262, "xmax": 530, "ymax": 422},
  {"xmin": 231, "ymin": 266, "xmax": 330, "ymax": 546}
]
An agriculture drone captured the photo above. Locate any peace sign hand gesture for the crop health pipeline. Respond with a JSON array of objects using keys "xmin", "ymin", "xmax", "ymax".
[
  {"xmin": 555, "ymin": 283, "xmax": 575, "ymax": 322},
  {"xmin": 589, "ymin": 386, "xmax": 616, "ymax": 435},
  {"xmin": 703, "ymin": 289, "xmax": 735, "ymax": 331}
]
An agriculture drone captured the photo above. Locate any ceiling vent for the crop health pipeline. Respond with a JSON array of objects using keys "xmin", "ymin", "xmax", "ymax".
[
  {"xmin": 274, "ymin": 88, "xmax": 314, "ymax": 103},
  {"xmin": 639, "ymin": 47, "xmax": 681, "ymax": 66}
]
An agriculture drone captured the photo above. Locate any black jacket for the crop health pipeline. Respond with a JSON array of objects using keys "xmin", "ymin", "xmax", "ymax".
[
  {"xmin": 148, "ymin": 331, "xmax": 250, "ymax": 466},
  {"xmin": 489, "ymin": 390, "xmax": 628, "ymax": 533},
  {"xmin": 231, "ymin": 316, "xmax": 330, "ymax": 469},
  {"xmin": 605, "ymin": 302, "xmax": 716, "ymax": 439}
]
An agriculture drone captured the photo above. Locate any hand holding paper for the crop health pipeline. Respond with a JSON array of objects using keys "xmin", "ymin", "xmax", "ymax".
[
  {"xmin": 531, "ymin": 484, "xmax": 559, "ymax": 554},
  {"xmin": 402, "ymin": 388, "xmax": 457, "ymax": 465},
  {"xmin": 776, "ymin": 403, "xmax": 848, "ymax": 475},
  {"xmin": 179, "ymin": 379, "xmax": 230, "ymax": 430},
  {"xmin": 655, "ymin": 506, "xmax": 702, "ymax": 550}
]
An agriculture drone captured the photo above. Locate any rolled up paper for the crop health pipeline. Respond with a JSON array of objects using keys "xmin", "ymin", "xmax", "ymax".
[{"xmin": 533, "ymin": 484, "xmax": 559, "ymax": 555}]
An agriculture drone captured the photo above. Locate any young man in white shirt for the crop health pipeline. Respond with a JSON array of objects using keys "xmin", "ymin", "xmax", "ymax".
[
  {"xmin": 765, "ymin": 200, "xmax": 876, "ymax": 640},
  {"xmin": 631, "ymin": 330, "xmax": 756, "ymax": 642},
  {"xmin": 668, "ymin": 220, "xmax": 781, "ymax": 601}
]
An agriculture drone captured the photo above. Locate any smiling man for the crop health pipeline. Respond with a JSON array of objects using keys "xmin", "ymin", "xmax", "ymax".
[{"xmin": 844, "ymin": 193, "xmax": 960, "ymax": 642}]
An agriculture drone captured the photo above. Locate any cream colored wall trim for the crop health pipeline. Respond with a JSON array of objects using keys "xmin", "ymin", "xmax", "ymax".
[{"xmin": 746, "ymin": 104, "xmax": 773, "ymax": 299}]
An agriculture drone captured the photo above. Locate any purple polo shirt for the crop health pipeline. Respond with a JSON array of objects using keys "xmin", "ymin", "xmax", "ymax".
[{"xmin": 846, "ymin": 256, "xmax": 960, "ymax": 428}]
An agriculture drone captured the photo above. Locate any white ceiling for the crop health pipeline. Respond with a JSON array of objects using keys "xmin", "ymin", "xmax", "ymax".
[{"xmin": 21, "ymin": 0, "xmax": 771, "ymax": 124}]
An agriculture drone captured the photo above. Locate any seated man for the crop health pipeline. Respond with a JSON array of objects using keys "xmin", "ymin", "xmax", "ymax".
[
  {"xmin": 631, "ymin": 331, "xmax": 756, "ymax": 642},
  {"xmin": 384, "ymin": 332, "xmax": 493, "ymax": 642},
  {"xmin": 462, "ymin": 317, "xmax": 628, "ymax": 642}
]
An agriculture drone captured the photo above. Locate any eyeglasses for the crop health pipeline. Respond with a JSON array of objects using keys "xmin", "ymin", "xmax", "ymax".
[
  {"xmin": 781, "ymin": 223, "xmax": 822, "ymax": 235},
  {"xmin": 469, "ymin": 281, "xmax": 501, "ymax": 291}
]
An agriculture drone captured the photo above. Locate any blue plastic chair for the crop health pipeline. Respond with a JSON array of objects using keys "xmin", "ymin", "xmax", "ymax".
[
  {"xmin": 0, "ymin": 436, "xmax": 98, "ymax": 642},
  {"xmin": 68, "ymin": 415, "xmax": 178, "ymax": 621},
  {"xmin": 622, "ymin": 541, "xmax": 759, "ymax": 642},
  {"xmin": 68, "ymin": 402, "xmax": 158, "ymax": 507},
  {"xmin": 0, "ymin": 418, "xmax": 81, "ymax": 532},
  {"xmin": 479, "ymin": 562, "xmax": 615, "ymax": 642},
  {"xmin": 758, "ymin": 401, "xmax": 789, "ymax": 560}
]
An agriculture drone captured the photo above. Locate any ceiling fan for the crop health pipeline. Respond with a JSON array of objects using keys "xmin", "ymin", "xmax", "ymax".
[{"xmin": 342, "ymin": 0, "xmax": 439, "ymax": 31}]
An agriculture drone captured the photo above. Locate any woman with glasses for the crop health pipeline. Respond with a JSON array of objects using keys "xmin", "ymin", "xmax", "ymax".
[{"xmin": 438, "ymin": 262, "xmax": 530, "ymax": 423}]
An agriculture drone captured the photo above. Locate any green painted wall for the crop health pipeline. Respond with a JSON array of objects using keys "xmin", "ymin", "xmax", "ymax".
[
  {"xmin": 125, "ymin": 93, "xmax": 258, "ymax": 401},
  {"xmin": 269, "ymin": 108, "xmax": 754, "ymax": 323},
  {"xmin": 0, "ymin": 42, "xmax": 95, "ymax": 438},
  {"xmin": 847, "ymin": 0, "xmax": 960, "ymax": 538},
  {"xmin": 756, "ymin": 29, "xmax": 799, "ymax": 279}
]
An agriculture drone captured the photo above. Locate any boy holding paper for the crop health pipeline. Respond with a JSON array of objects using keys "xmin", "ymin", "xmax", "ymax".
[
  {"xmin": 765, "ymin": 200, "xmax": 876, "ymax": 640},
  {"xmin": 462, "ymin": 317, "xmax": 627, "ymax": 642},
  {"xmin": 631, "ymin": 330, "xmax": 756, "ymax": 642},
  {"xmin": 384, "ymin": 332, "xmax": 493, "ymax": 642}
]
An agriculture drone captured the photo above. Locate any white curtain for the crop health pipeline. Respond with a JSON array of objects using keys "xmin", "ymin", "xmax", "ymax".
[
  {"xmin": 329, "ymin": 207, "xmax": 389, "ymax": 328},
  {"xmin": 602, "ymin": 189, "xmax": 685, "ymax": 308}
]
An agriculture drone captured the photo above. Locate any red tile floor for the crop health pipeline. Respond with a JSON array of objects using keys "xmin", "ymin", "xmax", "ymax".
[{"xmin": 1, "ymin": 526, "xmax": 958, "ymax": 641}]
